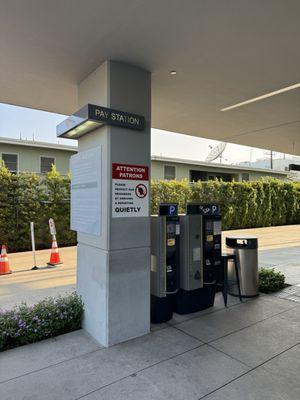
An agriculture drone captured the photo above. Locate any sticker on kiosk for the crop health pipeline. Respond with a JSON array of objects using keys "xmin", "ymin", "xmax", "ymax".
[{"xmin": 112, "ymin": 163, "xmax": 149, "ymax": 218}]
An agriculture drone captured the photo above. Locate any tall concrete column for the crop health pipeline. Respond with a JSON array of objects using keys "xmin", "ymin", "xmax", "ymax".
[{"xmin": 76, "ymin": 61, "xmax": 151, "ymax": 347}]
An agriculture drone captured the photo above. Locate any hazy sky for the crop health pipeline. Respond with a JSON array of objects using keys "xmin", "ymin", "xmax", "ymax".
[{"xmin": 0, "ymin": 103, "xmax": 285, "ymax": 165}]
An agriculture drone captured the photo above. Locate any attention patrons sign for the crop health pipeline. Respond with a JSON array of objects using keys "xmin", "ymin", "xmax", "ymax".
[{"xmin": 112, "ymin": 163, "xmax": 149, "ymax": 218}]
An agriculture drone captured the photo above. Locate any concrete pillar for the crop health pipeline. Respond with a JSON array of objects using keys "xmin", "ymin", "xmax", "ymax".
[{"xmin": 76, "ymin": 61, "xmax": 151, "ymax": 347}]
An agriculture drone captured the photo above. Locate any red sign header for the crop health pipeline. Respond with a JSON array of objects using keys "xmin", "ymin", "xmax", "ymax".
[{"xmin": 112, "ymin": 163, "xmax": 149, "ymax": 181}]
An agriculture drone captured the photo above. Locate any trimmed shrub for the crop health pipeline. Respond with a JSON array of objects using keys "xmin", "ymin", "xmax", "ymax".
[
  {"xmin": 151, "ymin": 179, "xmax": 192, "ymax": 214},
  {"xmin": 259, "ymin": 268, "xmax": 285, "ymax": 293},
  {"xmin": 0, "ymin": 162, "xmax": 299, "ymax": 252},
  {"xmin": 152, "ymin": 178, "xmax": 300, "ymax": 230},
  {"xmin": 0, "ymin": 163, "xmax": 76, "ymax": 252},
  {"xmin": 0, "ymin": 292, "xmax": 84, "ymax": 351}
]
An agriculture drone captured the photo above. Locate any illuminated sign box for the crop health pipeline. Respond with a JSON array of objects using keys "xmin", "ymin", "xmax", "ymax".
[
  {"xmin": 57, "ymin": 104, "xmax": 145, "ymax": 139},
  {"xmin": 186, "ymin": 203, "xmax": 220, "ymax": 215}
]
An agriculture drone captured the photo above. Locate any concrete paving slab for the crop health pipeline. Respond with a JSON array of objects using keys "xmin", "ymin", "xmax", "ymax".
[
  {"xmin": 223, "ymin": 294, "xmax": 296, "ymax": 321},
  {"xmin": 171, "ymin": 308, "xmax": 247, "ymax": 343},
  {"xmin": 82, "ymin": 345, "xmax": 249, "ymax": 400},
  {"xmin": 0, "ymin": 327, "xmax": 201, "ymax": 400},
  {"xmin": 0, "ymin": 330, "xmax": 102, "ymax": 383},
  {"xmin": 175, "ymin": 295, "xmax": 294, "ymax": 343},
  {"xmin": 150, "ymin": 322, "xmax": 169, "ymax": 332},
  {"xmin": 167, "ymin": 292, "xmax": 243, "ymax": 326},
  {"xmin": 211, "ymin": 306, "xmax": 300, "ymax": 367},
  {"xmin": 273, "ymin": 285, "xmax": 300, "ymax": 304},
  {"xmin": 262, "ymin": 343, "xmax": 300, "ymax": 384},
  {"xmin": 204, "ymin": 363, "xmax": 300, "ymax": 400},
  {"xmin": 205, "ymin": 344, "xmax": 300, "ymax": 400}
]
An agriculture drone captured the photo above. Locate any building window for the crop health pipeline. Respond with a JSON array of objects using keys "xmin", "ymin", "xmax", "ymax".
[
  {"xmin": 190, "ymin": 170, "xmax": 207, "ymax": 182},
  {"xmin": 2, "ymin": 153, "xmax": 18, "ymax": 173},
  {"xmin": 242, "ymin": 173, "xmax": 249, "ymax": 181},
  {"xmin": 40, "ymin": 156, "xmax": 55, "ymax": 174},
  {"xmin": 164, "ymin": 165, "xmax": 175, "ymax": 180}
]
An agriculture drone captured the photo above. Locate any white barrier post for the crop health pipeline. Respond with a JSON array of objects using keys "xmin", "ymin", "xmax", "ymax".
[{"xmin": 30, "ymin": 221, "xmax": 39, "ymax": 270}]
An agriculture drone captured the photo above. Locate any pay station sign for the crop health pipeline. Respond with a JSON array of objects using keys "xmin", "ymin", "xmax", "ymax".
[{"xmin": 112, "ymin": 163, "xmax": 149, "ymax": 218}]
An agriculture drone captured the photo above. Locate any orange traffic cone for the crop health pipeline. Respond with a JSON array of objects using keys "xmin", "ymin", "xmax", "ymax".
[
  {"xmin": 47, "ymin": 236, "xmax": 63, "ymax": 267},
  {"xmin": 0, "ymin": 245, "xmax": 12, "ymax": 275}
]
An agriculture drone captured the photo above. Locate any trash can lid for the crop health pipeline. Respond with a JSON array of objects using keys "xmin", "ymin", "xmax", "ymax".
[{"xmin": 226, "ymin": 235, "xmax": 258, "ymax": 249}]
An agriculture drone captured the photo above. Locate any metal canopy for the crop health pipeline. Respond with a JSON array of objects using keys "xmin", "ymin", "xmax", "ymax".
[{"xmin": 0, "ymin": 0, "xmax": 299, "ymax": 154}]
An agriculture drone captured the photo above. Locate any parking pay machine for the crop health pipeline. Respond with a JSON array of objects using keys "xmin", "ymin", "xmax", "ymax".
[
  {"xmin": 151, "ymin": 203, "xmax": 180, "ymax": 323},
  {"xmin": 175, "ymin": 203, "xmax": 222, "ymax": 314}
]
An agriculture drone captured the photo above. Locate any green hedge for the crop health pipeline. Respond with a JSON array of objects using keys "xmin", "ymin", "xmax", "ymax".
[
  {"xmin": 0, "ymin": 163, "xmax": 76, "ymax": 253},
  {"xmin": 0, "ymin": 162, "xmax": 299, "ymax": 252},
  {"xmin": 151, "ymin": 179, "xmax": 300, "ymax": 230}
]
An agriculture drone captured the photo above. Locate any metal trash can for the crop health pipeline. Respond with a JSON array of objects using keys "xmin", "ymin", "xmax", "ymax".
[{"xmin": 226, "ymin": 235, "xmax": 259, "ymax": 297}]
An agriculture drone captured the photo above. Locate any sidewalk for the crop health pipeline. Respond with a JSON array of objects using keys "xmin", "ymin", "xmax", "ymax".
[
  {"xmin": 1, "ymin": 225, "xmax": 299, "ymax": 310},
  {"xmin": 222, "ymin": 224, "xmax": 300, "ymax": 250},
  {"xmin": 1, "ymin": 225, "xmax": 300, "ymax": 399},
  {"xmin": 0, "ymin": 246, "xmax": 76, "ymax": 310},
  {"xmin": 0, "ymin": 293, "xmax": 299, "ymax": 399},
  {"xmin": 259, "ymin": 246, "xmax": 300, "ymax": 285}
]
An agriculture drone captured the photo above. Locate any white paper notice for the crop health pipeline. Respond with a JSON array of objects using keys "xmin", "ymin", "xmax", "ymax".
[
  {"xmin": 70, "ymin": 147, "xmax": 102, "ymax": 235},
  {"xmin": 112, "ymin": 163, "xmax": 149, "ymax": 218}
]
